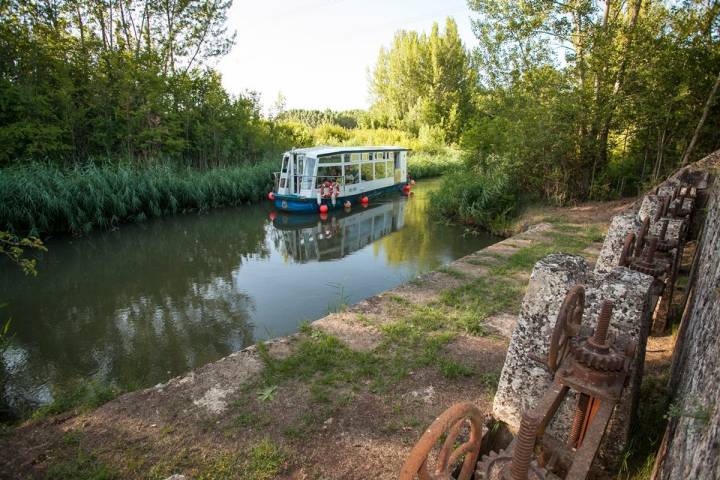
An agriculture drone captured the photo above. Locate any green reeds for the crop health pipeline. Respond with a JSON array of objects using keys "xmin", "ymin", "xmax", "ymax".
[{"xmin": 0, "ymin": 161, "xmax": 276, "ymax": 236}]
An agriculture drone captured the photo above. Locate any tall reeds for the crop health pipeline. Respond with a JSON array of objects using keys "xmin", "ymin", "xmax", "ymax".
[{"xmin": 0, "ymin": 161, "xmax": 276, "ymax": 236}]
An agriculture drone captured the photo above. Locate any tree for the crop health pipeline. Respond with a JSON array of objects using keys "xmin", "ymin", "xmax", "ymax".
[{"xmin": 369, "ymin": 18, "xmax": 477, "ymax": 143}]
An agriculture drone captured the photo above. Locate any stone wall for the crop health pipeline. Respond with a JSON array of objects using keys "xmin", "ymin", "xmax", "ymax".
[{"xmin": 655, "ymin": 154, "xmax": 720, "ymax": 479}]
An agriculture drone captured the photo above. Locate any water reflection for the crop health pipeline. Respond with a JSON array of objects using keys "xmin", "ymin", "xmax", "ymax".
[
  {"xmin": 271, "ymin": 201, "xmax": 405, "ymax": 263},
  {"xmin": 0, "ymin": 180, "xmax": 498, "ymax": 411}
]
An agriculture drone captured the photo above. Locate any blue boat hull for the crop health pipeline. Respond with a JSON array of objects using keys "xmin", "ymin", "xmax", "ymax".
[{"xmin": 274, "ymin": 183, "xmax": 406, "ymax": 213}]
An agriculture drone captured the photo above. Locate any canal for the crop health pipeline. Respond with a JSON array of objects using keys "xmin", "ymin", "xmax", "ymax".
[{"xmin": 0, "ymin": 179, "xmax": 499, "ymax": 412}]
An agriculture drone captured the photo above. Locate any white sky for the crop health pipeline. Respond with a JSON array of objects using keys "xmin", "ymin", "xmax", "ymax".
[{"xmin": 217, "ymin": 0, "xmax": 476, "ymax": 112}]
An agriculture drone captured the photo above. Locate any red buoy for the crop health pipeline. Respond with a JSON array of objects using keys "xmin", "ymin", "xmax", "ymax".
[
  {"xmin": 268, "ymin": 191, "xmax": 275, "ymax": 201},
  {"xmin": 319, "ymin": 204, "xmax": 329, "ymax": 214},
  {"xmin": 361, "ymin": 196, "xmax": 369, "ymax": 204}
]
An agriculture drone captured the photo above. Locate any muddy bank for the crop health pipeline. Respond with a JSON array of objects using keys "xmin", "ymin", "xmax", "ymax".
[{"xmin": 1, "ymin": 200, "xmax": 630, "ymax": 480}]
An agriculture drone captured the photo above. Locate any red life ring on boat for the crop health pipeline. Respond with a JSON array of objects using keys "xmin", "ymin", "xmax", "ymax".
[{"xmin": 321, "ymin": 181, "xmax": 332, "ymax": 198}]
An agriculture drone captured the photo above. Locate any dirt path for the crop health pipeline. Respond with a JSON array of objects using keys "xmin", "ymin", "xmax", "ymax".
[{"xmin": 1, "ymin": 200, "xmax": 631, "ymax": 480}]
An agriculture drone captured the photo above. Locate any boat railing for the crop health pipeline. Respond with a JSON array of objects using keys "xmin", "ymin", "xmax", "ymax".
[{"xmin": 272, "ymin": 173, "xmax": 347, "ymax": 190}]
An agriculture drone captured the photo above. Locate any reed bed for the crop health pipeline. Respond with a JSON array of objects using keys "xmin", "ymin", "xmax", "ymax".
[
  {"xmin": 0, "ymin": 161, "xmax": 276, "ymax": 236},
  {"xmin": 407, "ymin": 150, "xmax": 462, "ymax": 179}
]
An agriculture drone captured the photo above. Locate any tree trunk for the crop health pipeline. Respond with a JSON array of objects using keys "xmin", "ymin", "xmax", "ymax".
[{"xmin": 681, "ymin": 69, "xmax": 720, "ymax": 165}]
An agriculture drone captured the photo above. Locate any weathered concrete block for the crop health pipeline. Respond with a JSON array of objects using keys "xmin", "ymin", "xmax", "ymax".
[
  {"xmin": 494, "ymin": 253, "xmax": 655, "ymax": 473},
  {"xmin": 595, "ymin": 212, "xmax": 639, "ymax": 274},
  {"xmin": 638, "ymin": 195, "xmax": 663, "ymax": 224},
  {"xmin": 493, "ymin": 254, "xmax": 588, "ymax": 431},
  {"xmin": 582, "ymin": 268, "xmax": 655, "ymax": 469},
  {"xmin": 649, "ymin": 218, "xmax": 685, "ymax": 244}
]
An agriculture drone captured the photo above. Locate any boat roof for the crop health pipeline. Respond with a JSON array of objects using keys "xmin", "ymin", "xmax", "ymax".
[{"xmin": 288, "ymin": 145, "xmax": 409, "ymax": 157}]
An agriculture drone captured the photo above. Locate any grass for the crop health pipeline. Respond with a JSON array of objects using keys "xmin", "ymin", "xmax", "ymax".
[
  {"xmin": 197, "ymin": 439, "xmax": 287, "ymax": 480},
  {"xmin": 31, "ymin": 380, "xmax": 122, "ymax": 420},
  {"xmin": 0, "ymin": 160, "xmax": 276, "ymax": 236}
]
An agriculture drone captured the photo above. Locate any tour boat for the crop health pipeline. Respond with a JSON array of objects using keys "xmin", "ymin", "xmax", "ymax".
[{"xmin": 271, "ymin": 146, "xmax": 411, "ymax": 212}]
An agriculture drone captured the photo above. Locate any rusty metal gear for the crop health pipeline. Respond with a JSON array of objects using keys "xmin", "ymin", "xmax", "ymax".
[
  {"xmin": 655, "ymin": 195, "xmax": 671, "ymax": 221},
  {"xmin": 570, "ymin": 338, "xmax": 625, "ymax": 371},
  {"xmin": 618, "ymin": 232, "xmax": 636, "ymax": 267},
  {"xmin": 633, "ymin": 217, "xmax": 650, "ymax": 258},
  {"xmin": 400, "ymin": 402, "xmax": 484, "ymax": 480},
  {"xmin": 545, "ymin": 285, "xmax": 585, "ymax": 373},
  {"xmin": 568, "ymin": 301, "xmax": 625, "ymax": 372},
  {"xmin": 630, "ymin": 236, "xmax": 668, "ymax": 279}
]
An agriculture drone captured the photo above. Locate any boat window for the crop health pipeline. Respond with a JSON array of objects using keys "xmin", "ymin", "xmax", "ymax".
[
  {"xmin": 361, "ymin": 162, "xmax": 374, "ymax": 182},
  {"xmin": 386, "ymin": 160, "xmax": 394, "ymax": 175},
  {"xmin": 387, "ymin": 152, "xmax": 395, "ymax": 162},
  {"xmin": 345, "ymin": 164, "xmax": 360, "ymax": 184},
  {"xmin": 281, "ymin": 156, "xmax": 289, "ymax": 173},
  {"xmin": 362, "ymin": 152, "xmax": 370, "ymax": 162},
  {"xmin": 316, "ymin": 165, "xmax": 342, "ymax": 188},
  {"xmin": 319, "ymin": 154, "xmax": 342, "ymax": 164},
  {"xmin": 375, "ymin": 161, "xmax": 386, "ymax": 178},
  {"xmin": 302, "ymin": 157, "xmax": 316, "ymax": 190},
  {"xmin": 350, "ymin": 153, "xmax": 361, "ymax": 163}
]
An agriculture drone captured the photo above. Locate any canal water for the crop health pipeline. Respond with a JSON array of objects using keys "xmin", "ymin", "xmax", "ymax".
[{"xmin": 0, "ymin": 179, "xmax": 498, "ymax": 411}]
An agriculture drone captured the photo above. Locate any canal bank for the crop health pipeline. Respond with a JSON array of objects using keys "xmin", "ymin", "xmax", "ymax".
[{"xmin": 0, "ymin": 198, "xmax": 631, "ymax": 479}]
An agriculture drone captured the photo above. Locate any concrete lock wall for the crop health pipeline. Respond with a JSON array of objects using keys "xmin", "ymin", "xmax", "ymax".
[
  {"xmin": 655, "ymin": 158, "xmax": 720, "ymax": 479},
  {"xmin": 492, "ymin": 150, "xmax": 718, "ymax": 477}
]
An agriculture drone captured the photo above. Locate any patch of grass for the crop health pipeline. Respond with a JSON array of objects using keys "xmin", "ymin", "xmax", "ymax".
[
  {"xmin": 617, "ymin": 368, "xmax": 672, "ymax": 479},
  {"xmin": 32, "ymin": 380, "xmax": 122, "ymax": 420},
  {"xmin": 438, "ymin": 266, "xmax": 466, "ymax": 279},
  {"xmin": 45, "ymin": 450, "xmax": 118, "ymax": 480},
  {"xmin": 196, "ymin": 439, "xmax": 287, "ymax": 480},
  {"xmin": 244, "ymin": 439, "xmax": 288, "ymax": 480},
  {"xmin": 438, "ymin": 359, "xmax": 473, "ymax": 379}
]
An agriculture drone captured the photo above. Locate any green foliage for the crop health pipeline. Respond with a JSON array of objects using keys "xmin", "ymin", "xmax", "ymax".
[
  {"xmin": 0, "ymin": 0, "xmax": 290, "ymax": 167},
  {"xmin": 407, "ymin": 151, "xmax": 463, "ymax": 179},
  {"xmin": 369, "ymin": 18, "xmax": 476, "ymax": 143},
  {"xmin": 0, "ymin": 161, "xmax": 276, "ymax": 236},
  {"xmin": 429, "ymin": 159, "xmax": 519, "ymax": 234},
  {"xmin": 0, "ymin": 231, "xmax": 46, "ymax": 275},
  {"xmin": 463, "ymin": 0, "xmax": 720, "ymax": 201},
  {"xmin": 276, "ymin": 109, "xmax": 367, "ymax": 129}
]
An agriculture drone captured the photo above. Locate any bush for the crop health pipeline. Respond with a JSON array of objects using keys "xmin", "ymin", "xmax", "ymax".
[{"xmin": 429, "ymin": 161, "xmax": 519, "ymax": 234}]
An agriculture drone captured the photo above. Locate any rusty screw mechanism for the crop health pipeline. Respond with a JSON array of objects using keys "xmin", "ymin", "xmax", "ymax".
[
  {"xmin": 630, "ymin": 235, "xmax": 667, "ymax": 278},
  {"xmin": 509, "ymin": 411, "xmax": 541, "ymax": 480}
]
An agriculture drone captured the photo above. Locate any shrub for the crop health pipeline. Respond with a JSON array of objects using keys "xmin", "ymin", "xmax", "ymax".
[{"xmin": 429, "ymin": 161, "xmax": 519, "ymax": 234}]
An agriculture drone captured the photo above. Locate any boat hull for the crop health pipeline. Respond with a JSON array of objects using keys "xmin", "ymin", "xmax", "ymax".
[{"xmin": 274, "ymin": 183, "xmax": 406, "ymax": 213}]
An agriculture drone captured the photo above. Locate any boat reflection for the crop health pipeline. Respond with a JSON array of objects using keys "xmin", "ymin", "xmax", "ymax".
[{"xmin": 271, "ymin": 198, "xmax": 406, "ymax": 263}]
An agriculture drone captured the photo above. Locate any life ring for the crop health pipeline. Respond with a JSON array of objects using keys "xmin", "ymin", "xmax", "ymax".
[{"xmin": 321, "ymin": 181, "xmax": 333, "ymax": 199}]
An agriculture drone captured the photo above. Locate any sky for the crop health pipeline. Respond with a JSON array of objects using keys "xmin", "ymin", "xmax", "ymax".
[{"xmin": 217, "ymin": 0, "xmax": 477, "ymax": 112}]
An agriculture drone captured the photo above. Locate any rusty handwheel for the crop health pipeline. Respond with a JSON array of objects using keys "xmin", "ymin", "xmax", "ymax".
[
  {"xmin": 400, "ymin": 402, "xmax": 484, "ymax": 480},
  {"xmin": 546, "ymin": 285, "xmax": 585, "ymax": 373},
  {"xmin": 618, "ymin": 232, "xmax": 636, "ymax": 267}
]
